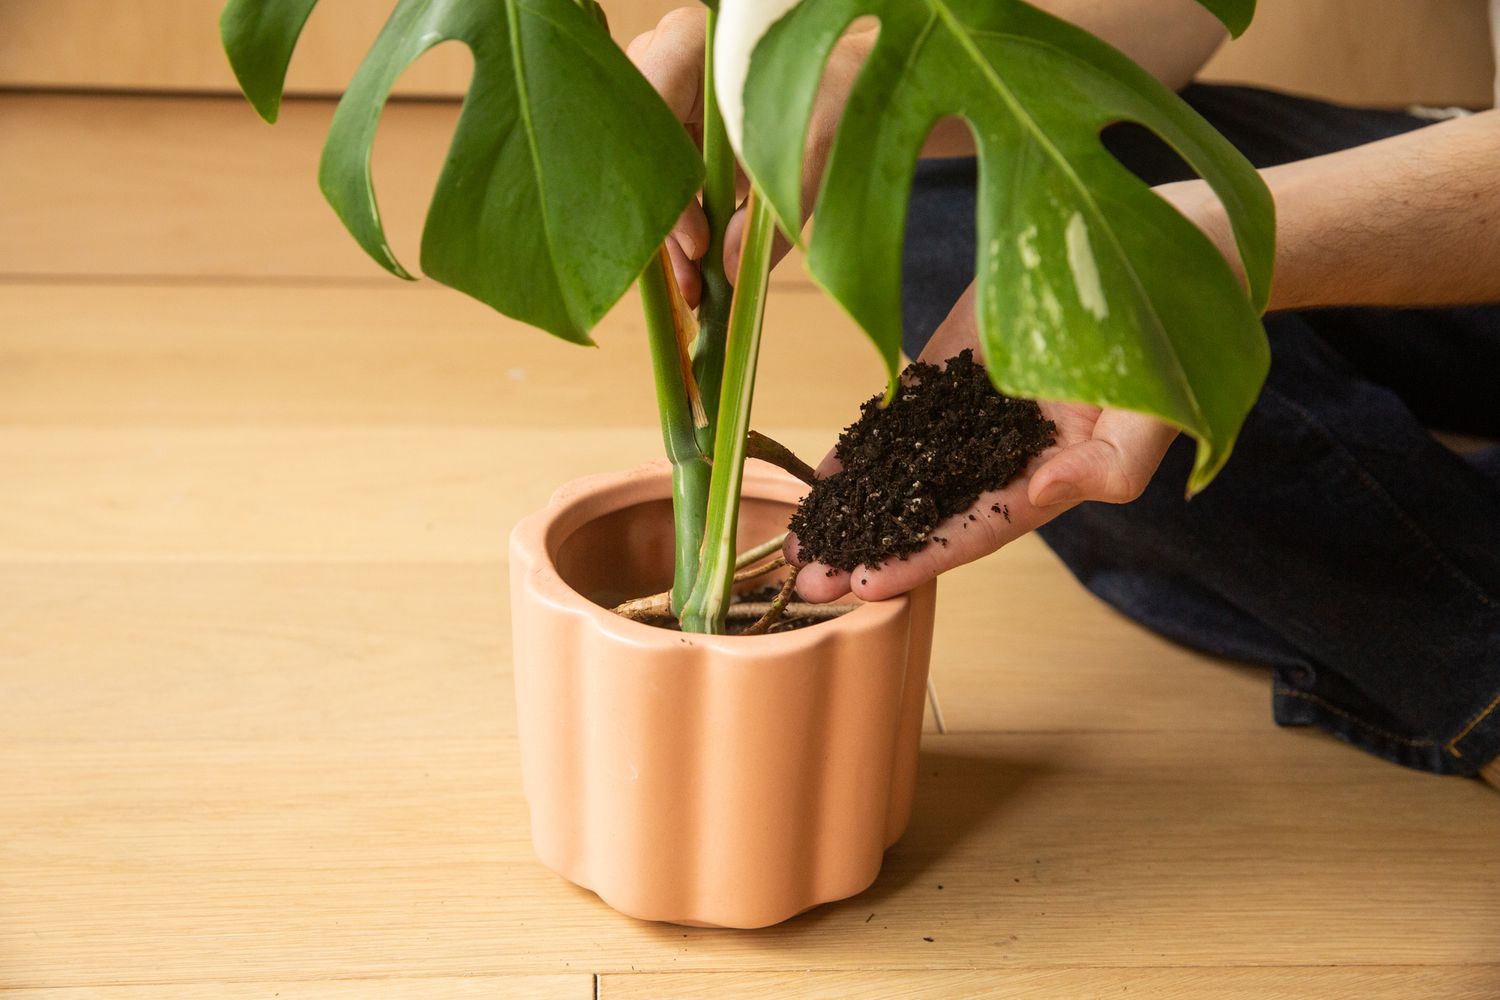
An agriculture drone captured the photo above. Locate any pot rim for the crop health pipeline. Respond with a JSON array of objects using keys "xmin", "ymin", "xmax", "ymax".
[{"xmin": 510, "ymin": 459, "xmax": 911, "ymax": 654}]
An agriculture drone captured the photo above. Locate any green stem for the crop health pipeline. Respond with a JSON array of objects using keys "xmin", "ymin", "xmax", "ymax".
[
  {"xmin": 679, "ymin": 192, "xmax": 777, "ymax": 634},
  {"xmin": 640, "ymin": 247, "xmax": 710, "ymax": 616},
  {"xmin": 691, "ymin": 5, "xmax": 737, "ymax": 457}
]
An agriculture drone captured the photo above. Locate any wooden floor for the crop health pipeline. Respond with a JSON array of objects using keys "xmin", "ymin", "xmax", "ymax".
[{"xmin": 1, "ymin": 92, "xmax": 1497, "ymax": 998}]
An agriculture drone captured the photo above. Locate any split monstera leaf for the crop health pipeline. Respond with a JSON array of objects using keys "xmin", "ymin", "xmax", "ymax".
[
  {"xmin": 222, "ymin": 0, "xmax": 703, "ymax": 344},
  {"xmin": 715, "ymin": 0, "xmax": 1273, "ymax": 492},
  {"xmin": 221, "ymin": 0, "xmax": 1274, "ymax": 629}
]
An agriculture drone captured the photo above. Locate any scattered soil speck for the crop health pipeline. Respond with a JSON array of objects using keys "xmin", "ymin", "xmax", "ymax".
[
  {"xmin": 923, "ymin": 936, "xmax": 935, "ymax": 943},
  {"xmin": 790, "ymin": 351, "xmax": 1054, "ymax": 570}
]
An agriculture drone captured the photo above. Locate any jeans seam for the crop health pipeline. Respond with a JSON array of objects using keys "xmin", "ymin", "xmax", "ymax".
[
  {"xmin": 1445, "ymin": 689, "xmax": 1500, "ymax": 759},
  {"xmin": 1264, "ymin": 385, "xmax": 1497, "ymax": 611},
  {"xmin": 1273, "ymin": 687, "xmax": 1435, "ymax": 748}
]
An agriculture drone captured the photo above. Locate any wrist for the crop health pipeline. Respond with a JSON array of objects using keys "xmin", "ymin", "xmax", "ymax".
[{"xmin": 1154, "ymin": 179, "xmax": 1247, "ymax": 292}]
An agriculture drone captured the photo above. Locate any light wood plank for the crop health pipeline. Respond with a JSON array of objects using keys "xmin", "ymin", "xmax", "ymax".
[
  {"xmin": 0, "ymin": 0, "xmax": 677, "ymax": 95},
  {"xmin": 0, "ymin": 427, "xmax": 804, "ymax": 561},
  {"xmin": 0, "ymin": 93, "xmax": 815, "ymax": 286},
  {"xmin": 602, "ymin": 967, "xmax": 1500, "ymax": 999},
  {"xmin": 4, "ymin": 0, "xmax": 1492, "ymax": 109},
  {"xmin": 5, "ymin": 87, "xmax": 1496, "ymax": 998},
  {"xmin": 0, "ymin": 977, "xmax": 593, "ymax": 999},
  {"xmin": 0, "ymin": 282, "xmax": 880, "ymax": 429},
  {"xmin": 2, "ymin": 733, "xmax": 1495, "ymax": 988},
  {"xmin": 0, "ymin": 563, "xmax": 511, "ymax": 742},
  {"xmin": 0, "ymin": 562, "xmax": 935, "ymax": 740},
  {"xmin": 0, "ymin": 415, "xmax": 1262, "ymax": 735},
  {"xmin": 928, "ymin": 552, "xmax": 1272, "ymax": 733}
]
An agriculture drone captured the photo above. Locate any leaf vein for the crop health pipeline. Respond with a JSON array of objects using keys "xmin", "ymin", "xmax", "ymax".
[
  {"xmin": 503, "ymin": 0, "xmax": 574, "ymax": 333},
  {"xmin": 922, "ymin": 0, "xmax": 1206, "ymax": 431}
]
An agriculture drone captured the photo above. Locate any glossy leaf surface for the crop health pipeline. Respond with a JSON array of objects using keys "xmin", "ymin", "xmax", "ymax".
[
  {"xmin": 220, "ymin": 0, "xmax": 320, "ymax": 123},
  {"xmin": 222, "ymin": 0, "xmax": 704, "ymax": 343},
  {"xmin": 722, "ymin": 0, "xmax": 1273, "ymax": 490}
]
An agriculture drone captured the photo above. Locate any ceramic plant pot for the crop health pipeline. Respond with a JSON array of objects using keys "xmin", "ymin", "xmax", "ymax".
[{"xmin": 509, "ymin": 461, "xmax": 937, "ymax": 928}]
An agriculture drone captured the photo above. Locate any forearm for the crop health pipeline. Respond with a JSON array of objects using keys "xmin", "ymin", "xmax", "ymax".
[
  {"xmin": 924, "ymin": 0, "xmax": 1226, "ymax": 156},
  {"xmin": 1176, "ymin": 110, "xmax": 1500, "ymax": 311}
]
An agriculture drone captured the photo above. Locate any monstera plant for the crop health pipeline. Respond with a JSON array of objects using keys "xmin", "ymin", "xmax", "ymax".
[{"xmin": 221, "ymin": 0, "xmax": 1272, "ymax": 634}]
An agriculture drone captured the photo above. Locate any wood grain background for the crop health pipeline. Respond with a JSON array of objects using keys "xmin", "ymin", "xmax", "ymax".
[
  {"xmin": 1, "ymin": 0, "xmax": 1495, "ymax": 109},
  {"xmin": 3, "ymin": 2, "xmax": 1499, "ymax": 996}
]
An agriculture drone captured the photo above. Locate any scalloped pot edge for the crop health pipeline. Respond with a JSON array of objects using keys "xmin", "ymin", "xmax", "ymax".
[{"xmin": 509, "ymin": 461, "xmax": 938, "ymax": 927}]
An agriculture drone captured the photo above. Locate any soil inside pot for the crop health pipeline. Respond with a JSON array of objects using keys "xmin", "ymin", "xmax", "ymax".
[{"xmin": 789, "ymin": 349, "xmax": 1056, "ymax": 572}]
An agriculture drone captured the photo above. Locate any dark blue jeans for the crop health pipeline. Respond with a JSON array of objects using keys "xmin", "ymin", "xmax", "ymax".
[{"xmin": 902, "ymin": 85, "xmax": 1500, "ymax": 777}]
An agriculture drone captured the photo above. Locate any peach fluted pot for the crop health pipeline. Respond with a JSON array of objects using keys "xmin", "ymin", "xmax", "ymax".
[{"xmin": 509, "ymin": 461, "xmax": 937, "ymax": 928}]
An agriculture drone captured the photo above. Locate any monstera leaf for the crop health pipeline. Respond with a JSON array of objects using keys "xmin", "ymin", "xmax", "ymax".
[
  {"xmin": 716, "ymin": 0, "xmax": 1273, "ymax": 491},
  {"xmin": 221, "ymin": 0, "xmax": 320, "ymax": 123},
  {"xmin": 221, "ymin": 0, "xmax": 703, "ymax": 344}
]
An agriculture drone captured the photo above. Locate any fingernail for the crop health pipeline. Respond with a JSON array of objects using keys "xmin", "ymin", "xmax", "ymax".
[
  {"xmin": 675, "ymin": 230, "xmax": 700, "ymax": 260},
  {"xmin": 1033, "ymin": 480, "xmax": 1082, "ymax": 507}
]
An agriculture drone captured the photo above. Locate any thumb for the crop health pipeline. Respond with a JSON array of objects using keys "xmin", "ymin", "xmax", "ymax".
[
  {"xmin": 723, "ymin": 206, "xmax": 794, "ymax": 282},
  {"xmin": 1028, "ymin": 411, "xmax": 1176, "ymax": 507}
]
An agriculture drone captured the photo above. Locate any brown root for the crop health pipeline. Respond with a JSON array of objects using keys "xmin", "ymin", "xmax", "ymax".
[
  {"xmin": 611, "ymin": 534, "xmax": 788, "ymax": 622},
  {"xmin": 741, "ymin": 573, "xmax": 798, "ymax": 636},
  {"xmin": 745, "ymin": 430, "xmax": 817, "ymax": 486}
]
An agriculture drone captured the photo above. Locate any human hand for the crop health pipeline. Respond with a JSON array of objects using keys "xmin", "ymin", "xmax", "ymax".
[
  {"xmin": 788, "ymin": 283, "xmax": 1180, "ymax": 603},
  {"xmin": 626, "ymin": 7, "xmax": 875, "ymax": 303}
]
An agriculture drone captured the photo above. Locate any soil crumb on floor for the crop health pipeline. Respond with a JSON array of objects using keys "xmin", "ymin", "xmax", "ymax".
[{"xmin": 789, "ymin": 350, "xmax": 1056, "ymax": 572}]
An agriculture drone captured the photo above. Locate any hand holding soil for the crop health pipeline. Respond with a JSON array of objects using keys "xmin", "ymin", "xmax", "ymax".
[{"xmin": 788, "ymin": 284, "xmax": 1180, "ymax": 604}]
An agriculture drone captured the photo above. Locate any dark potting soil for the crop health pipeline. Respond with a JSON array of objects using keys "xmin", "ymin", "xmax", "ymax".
[{"xmin": 789, "ymin": 350, "xmax": 1056, "ymax": 572}]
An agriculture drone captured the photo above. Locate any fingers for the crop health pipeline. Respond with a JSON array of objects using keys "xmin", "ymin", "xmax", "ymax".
[
  {"xmin": 797, "ymin": 415, "xmax": 1170, "ymax": 605},
  {"xmin": 629, "ymin": 8, "xmax": 712, "ymax": 302},
  {"xmin": 667, "ymin": 201, "xmax": 708, "ymax": 306},
  {"xmin": 625, "ymin": 7, "xmax": 707, "ymax": 125},
  {"xmin": 722, "ymin": 206, "xmax": 794, "ymax": 283},
  {"xmin": 665, "ymin": 236, "xmax": 701, "ymax": 309},
  {"xmin": 1028, "ymin": 410, "xmax": 1177, "ymax": 507},
  {"xmin": 671, "ymin": 201, "xmax": 709, "ymax": 265},
  {"xmin": 851, "ymin": 481, "xmax": 1046, "ymax": 601},
  {"xmin": 783, "ymin": 451, "xmax": 847, "ymax": 600},
  {"xmin": 795, "ymin": 562, "xmax": 853, "ymax": 604}
]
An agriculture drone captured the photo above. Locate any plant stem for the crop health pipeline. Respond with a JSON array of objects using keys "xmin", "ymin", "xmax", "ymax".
[
  {"xmin": 611, "ymin": 532, "xmax": 789, "ymax": 622},
  {"xmin": 640, "ymin": 246, "xmax": 711, "ymax": 615},
  {"xmin": 613, "ymin": 556, "xmax": 786, "ymax": 622},
  {"xmin": 745, "ymin": 430, "xmax": 817, "ymax": 485},
  {"xmin": 734, "ymin": 530, "xmax": 789, "ymax": 568},
  {"xmin": 691, "ymin": 6, "xmax": 737, "ymax": 456},
  {"xmin": 679, "ymin": 192, "xmax": 778, "ymax": 634}
]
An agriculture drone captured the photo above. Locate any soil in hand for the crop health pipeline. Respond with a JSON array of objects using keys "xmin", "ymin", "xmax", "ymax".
[{"xmin": 789, "ymin": 350, "xmax": 1056, "ymax": 572}]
